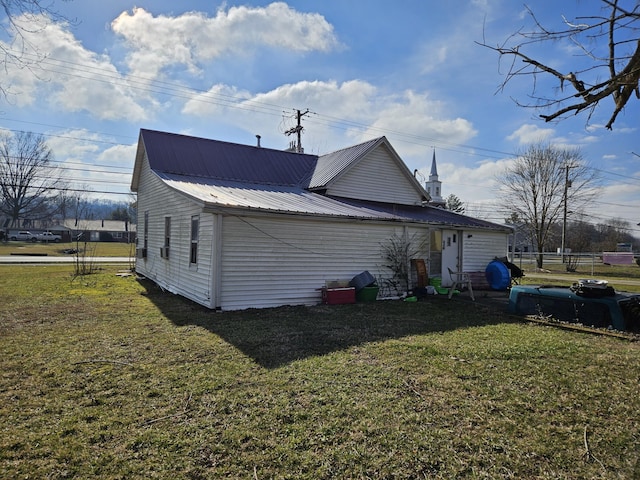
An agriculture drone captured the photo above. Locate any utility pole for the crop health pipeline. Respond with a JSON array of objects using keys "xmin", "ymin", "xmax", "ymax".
[{"xmin": 284, "ymin": 109, "xmax": 310, "ymax": 153}]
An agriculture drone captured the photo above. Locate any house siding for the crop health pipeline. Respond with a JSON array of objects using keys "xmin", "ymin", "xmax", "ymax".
[
  {"xmin": 135, "ymin": 154, "xmax": 215, "ymax": 308},
  {"xmin": 462, "ymin": 230, "xmax": 509, "ymax": 271},
  {"xmin": 218, "ymin": 215, "xmax": 425, "ymax": 310},
  {"xmin": 325, "ymin": 145, "xmax": 423, "ymax": 205}
]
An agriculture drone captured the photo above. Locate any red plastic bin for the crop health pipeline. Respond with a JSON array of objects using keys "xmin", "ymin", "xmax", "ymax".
[{"xmin": 321, "ymin": 287, "xmax": 356, "ymax": 305}]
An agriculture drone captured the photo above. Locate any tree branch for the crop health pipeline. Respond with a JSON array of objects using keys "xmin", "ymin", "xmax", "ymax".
[{"xmin": 478, "ymin": 0, "xmax": 640, "ymax": 129}]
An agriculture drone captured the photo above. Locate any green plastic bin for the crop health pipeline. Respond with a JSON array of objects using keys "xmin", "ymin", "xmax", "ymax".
[{"xmin": 356, "ymin": 286, "xmax": 379, "ymax": 302}]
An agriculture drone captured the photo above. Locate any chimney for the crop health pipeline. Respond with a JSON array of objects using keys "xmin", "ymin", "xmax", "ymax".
[{"xmin": 256, "ymin": 135, "xmax": 261, "ymax": 148}]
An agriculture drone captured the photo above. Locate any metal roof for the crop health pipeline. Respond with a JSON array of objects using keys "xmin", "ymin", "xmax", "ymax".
[
  {"xmin": 159, "ymin": 173, "xmax": 400, "ymax": 219},
  {"xmin": 140, "ymin": 129, "xmax": 318, "ymax": 187},
  {"xmin": 327, "ymin": 196, "xmax": 512, "ymax": 231},
  {"xmin": 135, "ymin": 129, "xmax": 509, "ymax": 231}
]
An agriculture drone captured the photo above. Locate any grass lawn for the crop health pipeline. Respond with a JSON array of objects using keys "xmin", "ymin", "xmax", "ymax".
[
  {"xmin": 1, "ymin": 265, "xmax": 639, "ymax": 479},
  {"xmin": 0, "ymin": 241, "xmax": 135, "ymax": 257}
]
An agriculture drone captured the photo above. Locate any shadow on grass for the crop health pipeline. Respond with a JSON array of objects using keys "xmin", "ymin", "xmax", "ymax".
[{"xmin": 140, "ymin": 279, "xmax": 514, "ymax": 369}]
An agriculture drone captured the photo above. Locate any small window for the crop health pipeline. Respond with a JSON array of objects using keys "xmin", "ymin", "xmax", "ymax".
[
  {"xmin": 143, "ymin": 211, "xmax": 149, "ymax": 251},
  {"xmin": 137, "ymin": 210, "xmax": 149, "ymax": 259},
  {"xmin": 161, "ymin": 217, "xmax": 171, "ymax": 259},
  {"xmin": 164, "ymin": 217, "xmax": 171, "ymax": 249},
  {"xmin": 190, "ymin": 215, "xmax": 199, "ymax": 264}
]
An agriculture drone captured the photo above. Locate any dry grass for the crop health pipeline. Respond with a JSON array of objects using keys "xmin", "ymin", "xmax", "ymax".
[{"xmin": 1, "ymin": 265, "xmax": 640, "ymax": 479}]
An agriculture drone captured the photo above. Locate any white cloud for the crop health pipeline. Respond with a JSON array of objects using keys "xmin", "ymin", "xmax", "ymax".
[
  {"xmin": 364, "ymin": 90, "xmax": 477, "ymax": 156},
  {"xmin": 111, "ymin": 3, "xmax": 339, "ymax": 80},
  {"xmin": 98, "ymin": 143, "xmax": 137, "ymax": 169},
  {"xmin": 182, "ymin": 80, "xmax": 477, "ymax": 159},
  {"xmin": 44, "ymin": 130, "xmax": 135, "ymax": 198},
  {"xmin": 588, "ymin": 182, "xmax": 640, "ymax": 226},
  {"xmin": 417, "ymin": 157, "xmax": 515, "ymax": 222},
  {"xmin": 3, "ymin": 14, "xmax": 148, "ymax": 121},
  {"xmin": 507, "ymin": 123, "xmax": 555, "ymax": 144},
  {"xmin": 46, "ymin": 130, "xmax": 101, "ymax": 162}
]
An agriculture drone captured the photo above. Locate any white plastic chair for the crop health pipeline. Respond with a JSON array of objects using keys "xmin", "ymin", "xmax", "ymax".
[{"xmin": 447, "ymin": 268, "xmax": 475, "ymax": 301}]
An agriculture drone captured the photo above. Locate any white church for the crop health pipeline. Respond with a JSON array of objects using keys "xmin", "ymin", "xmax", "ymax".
[{"xmin": 425, "ymin": 150, "xmax": 447, "ymax": 208}]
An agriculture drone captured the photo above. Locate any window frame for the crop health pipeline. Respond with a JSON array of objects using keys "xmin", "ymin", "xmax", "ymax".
[{"xmin": 190, "ymin": 215, "xmax": 199, "ymax": 265}]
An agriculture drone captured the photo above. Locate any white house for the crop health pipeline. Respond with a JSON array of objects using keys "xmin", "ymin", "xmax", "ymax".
[{"xmin": 131, "ymin": 129, "xmax": 511, "ymax": 310}]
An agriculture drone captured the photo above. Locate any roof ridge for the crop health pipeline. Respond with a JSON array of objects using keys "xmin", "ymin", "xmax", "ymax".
[{"xmin": 319, "ymin": 136, "xmax": 384, "ymax": 158}]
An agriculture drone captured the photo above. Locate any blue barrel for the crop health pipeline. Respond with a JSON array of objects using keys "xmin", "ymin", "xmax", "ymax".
[{"xmin": 485, "ymin": 260, "xmax": 510, "ymax": 290}]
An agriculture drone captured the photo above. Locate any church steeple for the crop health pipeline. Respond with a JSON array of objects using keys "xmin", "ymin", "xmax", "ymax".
[
  {"xmin": 429, "ymin": 149, "xmax": 439, "ymax": 179},
  {"xmin": 425, "ymin": 149, "xmax": 444, "ymax": 206}
]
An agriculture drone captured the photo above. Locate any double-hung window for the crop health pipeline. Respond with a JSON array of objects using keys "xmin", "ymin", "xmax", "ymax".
[
  {"xmin": 163, "ymin": 217, "xmax": 171, "ymax": 258},
  {"xmin": 190, "ymin": 215, "xmax": 199, "ymax": 264}
]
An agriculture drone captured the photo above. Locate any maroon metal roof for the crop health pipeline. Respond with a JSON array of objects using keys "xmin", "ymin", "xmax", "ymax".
[{"xmin": 140, "ymin": 129, "xmax": 318, "ymax": 187}]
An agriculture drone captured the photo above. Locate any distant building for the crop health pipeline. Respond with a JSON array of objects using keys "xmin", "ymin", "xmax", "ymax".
[{"xmin": 62, "ymin": 219, "xmax": 136, "ymax": 243}]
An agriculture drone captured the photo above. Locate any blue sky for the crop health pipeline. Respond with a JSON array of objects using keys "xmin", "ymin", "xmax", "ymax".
[{"xmin": 1, "ymin": 0, "xmax": 639, "ymax": 233}]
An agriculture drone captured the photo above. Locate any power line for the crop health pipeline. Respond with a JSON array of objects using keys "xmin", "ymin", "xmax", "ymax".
[
  {"xmin": 3, "ymin": 51, "xmax": 639, "ymax": 229},
  {"xmin": 2, "ymin": 49, "xmax": 523, "ymax": 160},
  {"xmin": 4, "ymin": 50, "xmax": 640, "ymax": 183}
]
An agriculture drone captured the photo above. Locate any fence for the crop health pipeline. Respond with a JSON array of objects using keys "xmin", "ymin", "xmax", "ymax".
[{"xmin": 508, "ymin": 251, "xmax": 639, "ymax": 275}]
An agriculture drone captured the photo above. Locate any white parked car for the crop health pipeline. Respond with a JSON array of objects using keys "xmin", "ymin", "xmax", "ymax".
[
  {"xmin": 37, "ymin": 231, "xmax": 62, "ymax": 242},
  {"xmin": 9, "ymin": 231, "xmax": 38, "ymax": 242}
]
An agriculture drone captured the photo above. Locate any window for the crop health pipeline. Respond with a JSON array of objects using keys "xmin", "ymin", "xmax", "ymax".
[
  {"xmin": 164, "ymin": 217, "xmax": 171, "ymax": 249},
  {"xmin": 137, "ymin": 210, "xmax": 149, "ymax": 259},
  {"xmin": 190, "ymin": 215, "xmax": 199, "ymax": 264},
  {"xmin": 162, "ymin": 217, "xmax": 171, "ymax": 259},
  {"xmin": 143, "ymin": 211, "xmax": 149, "ymax": 251}
]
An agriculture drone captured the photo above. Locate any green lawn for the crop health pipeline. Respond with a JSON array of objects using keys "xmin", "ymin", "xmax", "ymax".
[
  {"xmin": 1, "ymin": 265, "xmax": 639, "ymax": 479},
  {"xmin": 0, "ymin": 241, "xmax": 135, "ymax": 257}
]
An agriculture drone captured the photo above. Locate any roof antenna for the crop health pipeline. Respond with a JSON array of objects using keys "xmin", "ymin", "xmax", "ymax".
[
  {"xmin": 284, "ymin": 108, "xmax": 310, "ymax": 153},
  {"xmin": 256, "ymin": 135, "xmax": 261, "ymax": 148}
]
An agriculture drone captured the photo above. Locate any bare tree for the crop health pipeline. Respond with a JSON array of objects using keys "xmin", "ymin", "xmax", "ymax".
[
  {"xmin": 480, "ymin": 1, "xmax": 640, "ymax": 129},
  {"xmin": 1, "ymin": 0, "xmax": 73, "ymax": 98},
  {"xmin": 496, "ymin": 142, "xmax": 597, "ymax": 269},
  {"xmin": 0, "ymin": 131, "xmax": 64, "ymax": 227}
]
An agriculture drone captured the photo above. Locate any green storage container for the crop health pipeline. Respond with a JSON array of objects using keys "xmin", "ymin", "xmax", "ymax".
[{"xmin": 356, "ymin": 286, "xmax": 379, "ymax": 302}]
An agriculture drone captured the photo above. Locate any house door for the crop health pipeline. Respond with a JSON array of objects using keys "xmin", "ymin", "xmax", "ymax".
[{"xmin": 441, "ymin": 229, "xmax": 462, "ymax": 287}]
